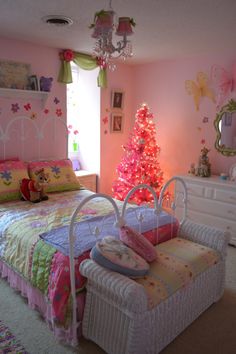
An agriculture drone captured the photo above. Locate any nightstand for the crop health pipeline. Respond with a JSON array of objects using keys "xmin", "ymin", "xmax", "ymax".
[{"xmin": 75, "ymin": 170, "xmax": 97, "ymax": 192}]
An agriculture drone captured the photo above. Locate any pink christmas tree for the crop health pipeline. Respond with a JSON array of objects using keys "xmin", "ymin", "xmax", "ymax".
[{"xmin": 112, "ymin": 104, "xmax": 164, "ymax": 204}]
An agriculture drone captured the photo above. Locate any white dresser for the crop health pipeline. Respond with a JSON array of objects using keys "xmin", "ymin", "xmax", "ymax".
[{"xmin": 175, "ymin": 175, "xmax": 236, "ymax": 246}]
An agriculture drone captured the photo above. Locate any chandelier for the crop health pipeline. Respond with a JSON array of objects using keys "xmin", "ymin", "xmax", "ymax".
[{"xmin": 90, "ymin": 0, "xmax": 135, "ymax": 69}]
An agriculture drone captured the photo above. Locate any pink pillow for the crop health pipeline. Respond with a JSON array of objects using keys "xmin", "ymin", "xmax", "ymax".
[
  {"xmin": 0, "ymin": 159, "xmax": 29, "ymax": 202},
  {"xmin": 28, "ymin": 158, "xmax": 81, "ymax": 193},
  {"xmin": 119, "ymin": 226, "xmax": 157, "ymax": 262}
]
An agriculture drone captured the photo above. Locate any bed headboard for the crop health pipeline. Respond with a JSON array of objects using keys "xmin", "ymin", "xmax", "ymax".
[{"xmin": 0, "ymin": 115, "xmax": 68, "ymax": 161}]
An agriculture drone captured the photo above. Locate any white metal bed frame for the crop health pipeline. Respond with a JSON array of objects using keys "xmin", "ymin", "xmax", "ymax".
[
  {"xmin": 0, "ymin": 115, "xmax": 191, "ymax": 348},
  {"xmin": 0, "ymin": 115, "xmax": 69, "ymax": 161}
]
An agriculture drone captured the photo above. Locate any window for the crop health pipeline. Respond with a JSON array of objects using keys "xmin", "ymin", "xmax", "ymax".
[{"xmin": 67, "ymin": 64, "xmax": 100, "ymax": 173}]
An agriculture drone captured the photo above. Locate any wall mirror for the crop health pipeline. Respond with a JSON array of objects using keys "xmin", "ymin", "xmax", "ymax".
[{"xmin": 214, "ymin": 99, "xmax": 236, "ymax": 156}]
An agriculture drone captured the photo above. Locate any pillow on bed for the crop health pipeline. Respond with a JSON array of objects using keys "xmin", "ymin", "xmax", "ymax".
[
  {"xmin": 119, "ymin": 226, "xmax": 157, "ymax": 262},
  {"xmin": 0, "ymin": 160, "xmax": 29, "ymax": 202},
  {"xmin": 28, "ymin": 159, "xmax": 81, "ymax": 193},
  {"xmin": 90, "ymin": 236, "xmax": 149, "ymax": 278}
]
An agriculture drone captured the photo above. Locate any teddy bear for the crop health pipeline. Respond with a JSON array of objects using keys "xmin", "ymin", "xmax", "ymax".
[
  {"xmin": 20, "ymin": 168, "xmax": 49, "ymax": 203},
  {"xmin": 40, "ymin": 76, "xmax": 53, "ymax": 92}
]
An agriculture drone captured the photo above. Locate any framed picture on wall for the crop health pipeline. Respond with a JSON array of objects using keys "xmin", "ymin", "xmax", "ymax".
[
  {"xmin": 111, "ymin": 89, "xmax": 124, "ymax": 109},
  {"xmin": 0, "ymin": 60, "xmax": 31, "ymax": 89},
  {"xmin": 111, "ymin": 113, "xmax": 124, "ymax": 133}
]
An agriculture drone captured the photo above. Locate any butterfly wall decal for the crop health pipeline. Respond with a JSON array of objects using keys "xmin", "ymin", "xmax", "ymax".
[
  {"xmin": 211, "ymin": 64, "xmax": 236, "ymax": 108},
  {"xmin": 185, "ymin": 72, "xmax": 215, "ymax": 111}
]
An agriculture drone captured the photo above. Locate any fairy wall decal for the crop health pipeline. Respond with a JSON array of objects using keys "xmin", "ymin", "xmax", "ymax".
[{"xmin": 185, "ymin": 72, "xmax": 215, "ymax": 111}]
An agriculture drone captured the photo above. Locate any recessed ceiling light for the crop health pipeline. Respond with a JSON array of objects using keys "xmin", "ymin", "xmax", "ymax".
[{"xmin": 42, "ymin": 15, "xmax": 73, "ymax": 26}]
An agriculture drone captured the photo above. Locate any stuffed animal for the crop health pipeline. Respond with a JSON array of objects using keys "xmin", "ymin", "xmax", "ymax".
[
  {"xmin": 40, "ymin": 76, "xmax": 53, "ymax": 92},
  {"xmin": 20, "ymin": 168, "xmax": 49, "ymax": 203}
]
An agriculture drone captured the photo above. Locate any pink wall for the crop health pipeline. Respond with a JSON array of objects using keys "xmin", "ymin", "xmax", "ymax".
[
  {"xmin": 1, "ymin": 36, "xmax": 236, "ymax": 193},
  {"xmin": 132, "ymin": 55, "xmax": 236, "ymax": 181},
  {"xmin": 0, "ymin": 37, "xmax": 66, "ymax": 160},
  {"xmin": 99, "ymin": 62, "xmax": 134, "ymax": 194}
]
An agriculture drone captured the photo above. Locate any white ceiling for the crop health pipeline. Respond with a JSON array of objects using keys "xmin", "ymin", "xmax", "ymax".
[{"xmin": 0, "ymin": 0, "xmax": 236, "ymax": 64}]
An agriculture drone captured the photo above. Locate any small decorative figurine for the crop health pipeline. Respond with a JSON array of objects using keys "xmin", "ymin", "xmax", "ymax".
[
  {"xmin": 188, "ymin": 163, "xmax": 196, "ymax": 175},
  {"xmin": 196, "ymin": 147, "xmax": 211, "ymax": 177}
]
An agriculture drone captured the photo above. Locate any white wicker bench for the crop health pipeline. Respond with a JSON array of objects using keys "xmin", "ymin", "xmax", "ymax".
[{"xmin": 80, "ymin": 219, "xmax": 228, "ymax": 354}]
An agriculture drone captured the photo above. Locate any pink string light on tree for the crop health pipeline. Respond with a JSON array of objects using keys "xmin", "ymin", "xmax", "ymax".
[{"xmin": 112, "ymin": 103, "xmax": 164, "ymax": 204}]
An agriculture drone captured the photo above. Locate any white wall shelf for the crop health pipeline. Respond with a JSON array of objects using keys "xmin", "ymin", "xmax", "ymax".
[{"xmin": 0, "ymin": 87, "xmax": 48, "ymax": 107}]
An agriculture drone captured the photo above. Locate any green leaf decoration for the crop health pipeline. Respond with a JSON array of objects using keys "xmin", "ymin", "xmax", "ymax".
[
  {"xmin": 130, "ymin": 18, "xmax": 136, "ymax": 27},
  {"xmin": 227, "ymin": 99, "xmax": 236, "ymax": 111}
]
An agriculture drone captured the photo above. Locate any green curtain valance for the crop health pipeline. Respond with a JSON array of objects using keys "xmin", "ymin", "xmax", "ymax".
[{"xmin": 58, "ymin": 51, "xmax": 107, "ymax": 88}]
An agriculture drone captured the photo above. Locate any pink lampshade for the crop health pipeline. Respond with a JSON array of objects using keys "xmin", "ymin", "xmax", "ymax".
[
  {"xmin": 92, "ymin": 10, "xmax": 114, "ymax": 38},
  {"xmin": 116, "ymin": 17, "xmax": 133, "ymax": 36},
  {"xmin": 97, "ymin": 11, "xmax": 114, "ymax": 28}
]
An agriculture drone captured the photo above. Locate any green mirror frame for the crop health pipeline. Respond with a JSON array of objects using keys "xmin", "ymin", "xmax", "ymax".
[{"xmin": 214, "ymin": 99, "xmax": 236, "ymax": 156}]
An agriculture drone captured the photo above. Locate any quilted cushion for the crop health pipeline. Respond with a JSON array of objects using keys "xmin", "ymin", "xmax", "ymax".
[
  {"xmin": 90, "ymin": 236, "xmax": 149, "ymax": 278},
  {"xmin": 0, "ymin": 160, "xmax": 29, "ymax": 202},
  {"xmin": 119, "ymin": 225, "xmax": 157, "ymax": 262},
  {"xmin": 28, "ymin": 159, "xmax": 81, "ymax": 193}
]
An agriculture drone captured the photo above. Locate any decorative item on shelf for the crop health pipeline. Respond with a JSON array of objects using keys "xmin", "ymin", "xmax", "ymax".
[
  {"xmin": 195, "ymin": 146, "xmax": 211, "ymax": 177},
  {"xmin": 70, "ymin": 152, "xmax": 81, "ymax": 171},
  {"xmin": 89, "ymin": 0, "xmax": 135, "ymax": 70},
  {"xmin": 0, "ymin": 60, "xmax": 31, "ymax": 89},
  {"xmin": 40, "ymin": 76, "xmax": 53, "ymax": 92},
  {"xmin": 28, "ymin": 75, "xmax": 39, "ymax": 91},
  {"xmin": 219, "ymin": 173, "xmax": 228, "ymax": 181},
  {"xmin": 73, "ymin": 141, "xmax": 79, "ymax": 152},
  {"xmin": 185, "ymin": 72, "xmax": 215, "ymax": 111},
  {"xmin": 188, "ymin": 163, "xmax": 196, "ymax": 175}
]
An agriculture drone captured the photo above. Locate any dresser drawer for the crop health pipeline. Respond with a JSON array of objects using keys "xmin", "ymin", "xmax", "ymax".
[
  {"xmin": 213, "ymin": 189, "xmax": 236, "ymax": 205},
  {"xmin": 187, "ymin": 195, "xmax": 236, "ymax": 222},
  {"xmin": 176, "ymin": 182, "xmax": 205, "ymax": 198},
  {"xmin": 176, "ymin": 206, "xmax": 236, "ymax": 235}
]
